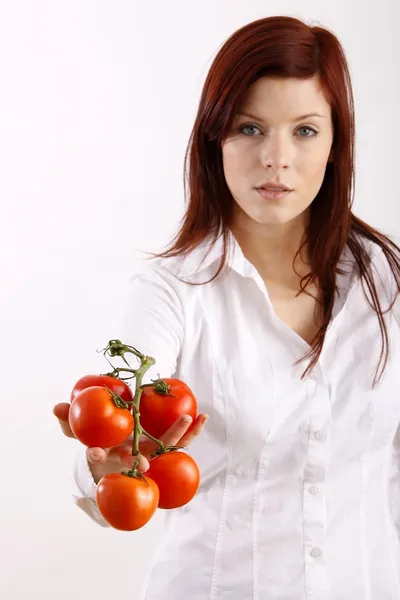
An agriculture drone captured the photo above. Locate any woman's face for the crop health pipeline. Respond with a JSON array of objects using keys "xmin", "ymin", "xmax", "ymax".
[{"xmin": 221, "ymin": 76, "xmax": 334, "ymax": 233}]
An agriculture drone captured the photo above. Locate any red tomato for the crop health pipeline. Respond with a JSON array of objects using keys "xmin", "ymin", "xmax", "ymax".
[
  {"xmin": 71, "ymin": 374, "xmax": 134, "ymax": 404},
  {"xmin": 146, "ymin": 451, "xmax": 200, "ymax": 509},
  {"xmin": 96, "ymin": 472, "xmax": 159, "ymax": 531},
  {"xmin": 139, "ymin": 378, "xmax": 197, "ymax": 438},
  {"xmin": 69, "ymin": 386, "xmax": 134, "ymax": 448}
]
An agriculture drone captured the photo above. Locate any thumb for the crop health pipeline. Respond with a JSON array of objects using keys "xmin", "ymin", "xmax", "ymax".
[
  {"xmin": 53, "ymin": 402, "xmax": 70, "ymax": 422},
  {"xmin": 53, "ymin": 403, "xmax": 75, "ymax": 439},
  {"xmin": 86, "ymin": 445, "xmax": 150, "ymax": 472}
]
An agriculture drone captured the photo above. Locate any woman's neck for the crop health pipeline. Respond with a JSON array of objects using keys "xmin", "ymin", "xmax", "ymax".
[{"xmin": 230, "ymin": 215, "xmax": 311, "ymax": 285}]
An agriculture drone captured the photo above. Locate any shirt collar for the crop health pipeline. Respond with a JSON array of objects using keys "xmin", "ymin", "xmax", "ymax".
[
  {"xmin": 175, "ymin": 227, "xmax": 253, "ymax": 280},
  {"xmin": 172, "ymin": 225, "xmax": 367, "ymax": 292}
]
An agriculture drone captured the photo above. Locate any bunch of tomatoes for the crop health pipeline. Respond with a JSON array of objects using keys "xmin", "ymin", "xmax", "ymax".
[{"xmin": 68, "ymin": 339, "xmax": 200, "ymax": 531}]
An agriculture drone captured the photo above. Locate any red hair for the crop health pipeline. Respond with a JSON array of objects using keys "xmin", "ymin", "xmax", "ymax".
[{"xmin": 146, "ymin": 16, "xmax": 400, "ymax": 386}]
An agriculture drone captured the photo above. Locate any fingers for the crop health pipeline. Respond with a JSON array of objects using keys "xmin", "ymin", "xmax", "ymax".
[
  {"xmin": 114, "ymin": 448, "xmax": 150, "ymax": 473},
  {"xmin": 136, "ymin": 416, "xmax": 194, "ymax": 459},
  {"xmin": 86, "ymin": 447, "xmax": 107, "ymax": 465},
  {"xmin": 53, "ymin": 403, "xmax": 75, "ymax": 438},
  {"xmin": 178, "ymin": 414, "xmax": 209, "ymax": 447},
  {"xmin": 53, "ymin": 403, "xmax": 70, "ymax": 421},
  {"xmin": 158, "ymin": 413, "xmax": 209, "ymax": 448},
  {"xmin": 87, "ymin": 444, "xmax": 150, "ymax": 473},
  {"xmin": 54, "ymin": 400, "xmax": 150, "ymax": 473},
  {"xmin": 55, "ymin": 403, "xmax": 207, "ymax": 472},
  {"xmin": 158, "ymin": 414, "xmax": 195, "ymax": 447}
]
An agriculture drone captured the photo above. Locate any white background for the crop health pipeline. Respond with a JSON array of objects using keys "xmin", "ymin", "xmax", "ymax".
[{"xmin": 1, "ymin": 1, "xmax": 399, "ymax": 599}]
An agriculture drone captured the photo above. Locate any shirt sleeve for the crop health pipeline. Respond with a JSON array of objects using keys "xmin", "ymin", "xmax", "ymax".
[
  {"xmin": 390, "ymin": 424, "xmax": 400, "ymax": 538},
  {"xmin": 393, "ymin": 293, "xmax": 400, "ymax": 328},
  {"xmin": 72, "ymin": 265, "xmax": 185, "ymax": 526},
  {"xmin": 72, "ymin": 446, "xmax": 110, "ymax": 527},
  {"xmin": 388, "ymin": 238, "xmax": 400, "ymax": 534}
]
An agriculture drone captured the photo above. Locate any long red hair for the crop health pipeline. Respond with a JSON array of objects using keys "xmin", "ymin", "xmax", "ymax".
[{"xmin": 145, "ymin": 16, "xmax": 400, "ymax": 386}]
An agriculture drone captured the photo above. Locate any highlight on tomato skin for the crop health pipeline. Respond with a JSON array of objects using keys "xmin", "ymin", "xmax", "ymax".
[
  {"xmin": 146, "ymin": 451, "xmax": 200, "ymax": 510},
  {"xmin": 139, "ymin": 377, "xmax": 198, "ymax": 439},
  {"xmin": 70, "ymin": 374, "xmax": 134, "ymax": 404},
  {"xmin": 68, "ymin": 385, "xmax": 134, "ymax": 448},
  {"xmin": 96, "ymin": 473, "xmax": 160, "ymax": 531}
]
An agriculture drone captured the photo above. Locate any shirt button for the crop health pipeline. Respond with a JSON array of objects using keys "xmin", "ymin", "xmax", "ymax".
[
  {"xmin": 310, "ymin": 548, "xmax": 322, "ymax": 558},
  {"xmin": 314, "ymin": 429, "xmax": 327, "ymax": 441},
  {"xmin": 309, "ymin": 485, "xmax": 320, "ymax": 495}
]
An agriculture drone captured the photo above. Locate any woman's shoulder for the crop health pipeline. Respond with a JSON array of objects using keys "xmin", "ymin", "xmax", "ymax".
[
  {"xmin": 368, "ymin": 234, "xmax": 400, "ymax": 272},
  {"xmin": 131, "ymin": 235, "xmax": 223, "ymax": 287},
  {"xmin": 348, "ymin": 232, "xmax": 399, "ymax": 270},
  {"xmin": 365, "ymin": 235, "xmax": 400, "ymax": 309}
]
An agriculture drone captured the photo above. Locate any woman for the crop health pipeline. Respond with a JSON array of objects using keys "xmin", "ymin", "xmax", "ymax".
[{"xmin": 54, "ymin": 16, "xmax": 400, "ymax": 599}]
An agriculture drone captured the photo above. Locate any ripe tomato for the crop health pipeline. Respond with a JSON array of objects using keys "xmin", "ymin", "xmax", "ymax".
[
  {"xmin": 139, "ymin": 378, "xmax": 197, "ymax": 438},
  {"xmin": 96, "ymin": 472, "xmax": 159, "ymax": 531},
  {"xmin": 69, "ymin": 386, "xmax": 134, "ymax": 448},
  {"xmin": 146, "ymin": 451, "xmax": 200, "ymax": 509},
  {"xmin": 70, "ymin": 374, "xmax": 134, "ymax": 404}
]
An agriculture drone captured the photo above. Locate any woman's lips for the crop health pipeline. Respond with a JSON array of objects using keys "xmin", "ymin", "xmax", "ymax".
[{"xmin": 256, "ymin": 188, "xmax": 292, "ymax": 200}]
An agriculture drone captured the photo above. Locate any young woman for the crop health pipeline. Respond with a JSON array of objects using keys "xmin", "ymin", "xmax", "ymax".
[{"xmin": 54, "ymin": 15, "xmax": 400, "ymax": 599}]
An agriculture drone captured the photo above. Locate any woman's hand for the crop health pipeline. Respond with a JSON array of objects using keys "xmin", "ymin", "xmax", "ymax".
[{"xmin": 53, "ymin": 402, "xmax": 209, "ymax": 473}]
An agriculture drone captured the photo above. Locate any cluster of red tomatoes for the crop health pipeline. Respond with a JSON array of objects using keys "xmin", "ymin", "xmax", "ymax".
[{"xmin": 68, "ymin": 372, "xmax": 200, "ymax": 531}]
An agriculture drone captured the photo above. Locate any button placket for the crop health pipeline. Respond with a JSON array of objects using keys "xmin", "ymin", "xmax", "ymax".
[{"xmin": 303, "ymin": 367, "xmax": 330, "ymax": 596}]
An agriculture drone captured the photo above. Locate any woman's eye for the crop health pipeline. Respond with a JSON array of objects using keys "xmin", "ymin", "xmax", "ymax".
[
  {"xmin": 238, "ymin": 124, "xmax": 261, "ymax": 136},
  {"xmin": 238, "ymin": 124, "xmax": 318, "ymax": 137},
  {"xmin": 297, "ymin": 126, "xmax": 318, "ymax": 137}
]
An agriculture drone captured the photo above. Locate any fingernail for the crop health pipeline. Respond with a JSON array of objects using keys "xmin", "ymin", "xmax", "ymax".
[
  {"xmin": 182, "ymin": 415, "xmax": 192, "ymax": 423},
  {"xmin": 89, "ymin": 453, "xmax": 103, "ymax": 462},
  {"xmin": 201, "ymin": 415, "xmax": 209, "ymax": 425}
]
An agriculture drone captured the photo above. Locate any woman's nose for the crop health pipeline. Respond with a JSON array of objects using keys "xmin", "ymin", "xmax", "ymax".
[
  {"xmin": 262, "ymin": 158, "xmax": 289, "ymax": 170},
  {"xmin": 260, "ymin": 137, "xmax": 290, "ymax": 170}
]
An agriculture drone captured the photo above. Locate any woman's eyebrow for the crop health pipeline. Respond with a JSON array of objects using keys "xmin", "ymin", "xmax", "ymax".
[{"xmin": 237, "ymin": 111, "xmax": 326, "ymax": 122}]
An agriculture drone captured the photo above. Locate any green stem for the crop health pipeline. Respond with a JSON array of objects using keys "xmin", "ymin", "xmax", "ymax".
[
  {"xmin": 100, "ymin": 340, "xmax": 168, "ymax": 475},
  {"xmin": 130, "ymin": 355, "xmax": 156, "ymax": 471},
  {"xmin": 101, "ymin": 339, "xmax": 145, "ymax": 364},
  {"xmin": 140, "ymin": 426, "xmax": 165, "ymax": 452},
  {"xmin": 103, "ymin": 367, "xmax": 137, "ymax": 381}
]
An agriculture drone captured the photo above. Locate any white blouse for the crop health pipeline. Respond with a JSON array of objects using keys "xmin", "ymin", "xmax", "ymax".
[{"xmin": 73, "ymin": 229, "xmax": 400, "ymax": 600}]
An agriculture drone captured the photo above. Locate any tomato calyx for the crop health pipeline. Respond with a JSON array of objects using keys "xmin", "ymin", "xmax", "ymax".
[
  {"xmin": 103, "ymin": 385, "xmax": 133, "ymax": 410},
  {"xmin": 122, "ymin": 468, "xmax": 150, "ymax": 485},
  {"xmin": 141, "ymin": 376, "xmax": 176, "ymax": 398},
  {"xmin": 150, "ymin": 445, "xmax": 186, "ymax": 459}
]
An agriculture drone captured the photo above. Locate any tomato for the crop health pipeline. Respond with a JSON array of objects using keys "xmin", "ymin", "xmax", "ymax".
[
  {"xmin": 146, "ymin": 451, "xmax": 200, "ymax": 509},
  {"xmin": 68, "ymin": 385, "xmax": 134, "ymax": 448},
  {"xmin": 70, "ymin": 374, "xmax": 133, "ymax": 404},
  {"xmin": 139, "ymin": 378, "xmax": 197, "ymax": 438},
  {"xmin": 96, "ymin": 472, "xmax": 159, "ymax": 531}
]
